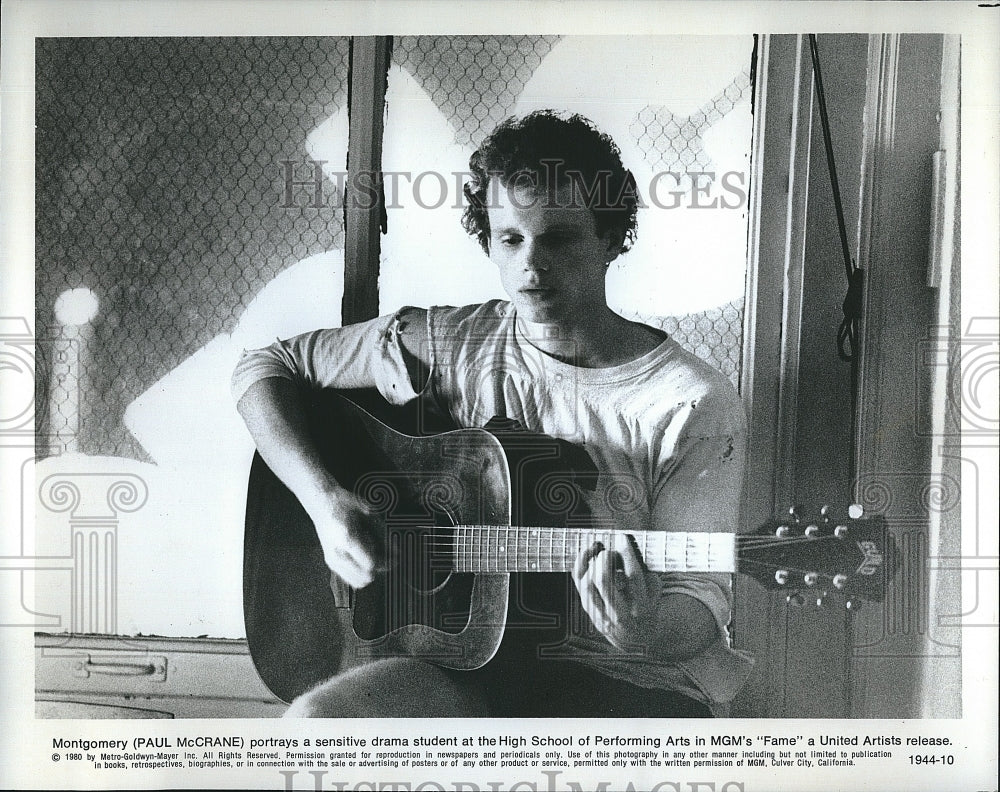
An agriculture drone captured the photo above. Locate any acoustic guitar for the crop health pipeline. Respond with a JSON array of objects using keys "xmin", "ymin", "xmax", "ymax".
[{"xmin": 244, "ymin": 390, "xmax": 894, "ymax": 704}]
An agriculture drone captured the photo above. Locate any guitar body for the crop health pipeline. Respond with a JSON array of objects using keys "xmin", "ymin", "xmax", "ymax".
[
  {"xmin": 245, "ymin": 391, "xmax": 895, "ymax": 704},
  {"xmin": 244, "ymin": 390, "xmax": 594, "ymax": 704}
]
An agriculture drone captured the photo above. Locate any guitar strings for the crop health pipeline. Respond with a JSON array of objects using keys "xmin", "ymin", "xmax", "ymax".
[
  {"xmin": 415, "ymin": 531, "xmax": 850, "ymax": 548},
  {"xmin": 410, "ymin": 528, "xmax": 858, "ymax": 580}
]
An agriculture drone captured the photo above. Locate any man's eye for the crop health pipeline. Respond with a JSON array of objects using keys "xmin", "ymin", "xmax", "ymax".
[{"xmin": 499, "ymin": 236, "xmax": 522, "ymax": 246}]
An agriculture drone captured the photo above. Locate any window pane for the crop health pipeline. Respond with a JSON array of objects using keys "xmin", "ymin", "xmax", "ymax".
[
  {"xmin": 381, "ymin": 35, "xmax": 753, "ymax": 385},
  {"xmin": 35, "ymin": 37, "xmax": 351, "ymax": 638}
]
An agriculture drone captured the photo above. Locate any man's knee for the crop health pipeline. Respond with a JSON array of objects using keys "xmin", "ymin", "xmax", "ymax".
[
  {"xmin": 282, "ymin": 658, "xmax": 484, "ymax": 718},
  {"xmin": 282, "ymin": 693, "xmax": 323, "ymax": 718}
]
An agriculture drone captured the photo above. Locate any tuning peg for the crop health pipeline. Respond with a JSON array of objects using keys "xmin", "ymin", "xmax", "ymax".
[
  {"xmin": 832, "ymin": 574, "xmax": 847, "ymax": 589},
  {"xmin": 775, "ymin": 524, "xmax": 790, "ymax": 537},
  {"xmin": 803, "ymin": 572, "xmax": 818, "ymax": 586},
  {"xmin": 848, "ymin": 504, "xmax": 864, "ymax": 519},
  {"xmin": 786, "ymin": 592, "xmax": 806, "ymax": 607},
  {"xmin": 805, "ymin": 524, "xmax": 819, "ymax": 537},
  {"xmin": 774, "ymin": 569, "xmax": 789, "ymax": 585},
  {"xmin": 788, "ymin": 505, "xmax": 803, "ymax": 524},
  {"xmin": 820, "ymin": 505, "xmax": 832, "ymax": 521},
  {"xmin": 834, "ymin": 524, "xmax": 848, "ymax": 538}
]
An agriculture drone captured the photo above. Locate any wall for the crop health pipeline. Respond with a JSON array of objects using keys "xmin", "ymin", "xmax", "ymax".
[{"xmin": 734, "ymin": 33, "xmax": 951, "ymax": 718}]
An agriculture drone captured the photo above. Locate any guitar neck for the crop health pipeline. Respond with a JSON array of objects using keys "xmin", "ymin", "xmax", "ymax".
[{"xmin": 449, "ymin": 526, "xmax": 736, "ymax": 574}]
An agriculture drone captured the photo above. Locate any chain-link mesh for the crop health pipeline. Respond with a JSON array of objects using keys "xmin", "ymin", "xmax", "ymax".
[
  {"xmin": 631, "ymin": 71, "xmax": 753, "ymax": 173},
  {"xmin": 628, "ymin": 68, "xmax": 752, "ymax": 385},
  {"xmin": 393, "ymin": 35, "xmax": 562, "ymax": 150},
  {"xmin": 35, "ymin": 37, "xmax": 350, "ymax": 460},
  {"xmin": 651, "ymin": 300, "xmax": 745, "ymax": 382}
]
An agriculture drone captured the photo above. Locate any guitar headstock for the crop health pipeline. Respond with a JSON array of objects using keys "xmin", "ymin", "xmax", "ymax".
[{"xmin": 739, "ymin": 505, "xmax": 897, "ymax": 607}]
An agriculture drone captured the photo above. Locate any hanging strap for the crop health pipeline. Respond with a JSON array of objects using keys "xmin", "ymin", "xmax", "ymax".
[{"xmin": 808, "ymin": 34, "xmax": 863, "ymax": 364}]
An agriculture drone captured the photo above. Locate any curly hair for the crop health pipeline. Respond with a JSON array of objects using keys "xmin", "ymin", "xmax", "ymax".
[{"xmin": 461, "ymin": 111, "xmax": 639, "ymax": 256}]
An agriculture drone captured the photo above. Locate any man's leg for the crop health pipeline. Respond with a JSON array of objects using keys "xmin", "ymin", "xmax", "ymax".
[
  {"xmin": 521, "ymin": 659, "xmax": 713, "ymax": 717},
  {"xmin": 283, "ymin": 658, "xmax": 489, "ymax": 718}
]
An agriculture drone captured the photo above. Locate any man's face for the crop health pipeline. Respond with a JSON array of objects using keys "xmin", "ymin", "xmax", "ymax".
[{"xmin": 487, "ymin": 179, "xmax": 617, "ymax": 325}]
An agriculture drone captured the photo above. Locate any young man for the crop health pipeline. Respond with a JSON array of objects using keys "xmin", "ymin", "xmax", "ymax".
[{"xmin": 232, "ymin": 111, "xmax": 752, "ymax": 717}]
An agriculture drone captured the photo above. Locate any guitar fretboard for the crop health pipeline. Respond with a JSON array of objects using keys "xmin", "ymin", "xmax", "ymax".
[{"xmin": 450, "ymin": 526, "xmax": 736, "ymax": 574}]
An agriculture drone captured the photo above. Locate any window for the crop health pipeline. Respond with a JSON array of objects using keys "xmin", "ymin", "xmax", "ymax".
[
  {"xmin": 34, "ymin": 35, "xmax": 754, "ymax": 641},
  {"xmin": 35, "ymin": 37, "xmax": 351, "ymax": 638}
]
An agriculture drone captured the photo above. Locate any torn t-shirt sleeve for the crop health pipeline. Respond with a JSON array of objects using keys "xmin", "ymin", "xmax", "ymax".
[{"xmin": 230, "ymin": 306, "xmax": 427, "ymax": 406}]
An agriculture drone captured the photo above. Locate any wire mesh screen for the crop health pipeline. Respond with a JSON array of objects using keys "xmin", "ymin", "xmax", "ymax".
[
  {"xmin": 380, "ymin": 35, "xmax": 752, "ymax": 386},
  {"xmin": 631, "ymin": 71, "xmax": 753, "ymax": 173},
  {"xmin": 393, "ymin": 35, "xmax": 562, "ymax": 150},
  {"xmin": 35, "ymin": 37, "xmax": 351, "ymax": 460},
  {"xmin": 626, "ymin": 66, "xmax": 752, "ymax": 383}
]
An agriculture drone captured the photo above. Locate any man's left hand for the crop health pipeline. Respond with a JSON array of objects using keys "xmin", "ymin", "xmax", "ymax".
[{"xmin": 572, "ymin": 535, "xmax": 660, "ymax": 651}]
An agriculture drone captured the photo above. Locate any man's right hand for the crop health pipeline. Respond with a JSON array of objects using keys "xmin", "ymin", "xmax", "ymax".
[
  {"xmin": 307, "ymin": 486, "xmax": 386, "ymax": 589},
  {"xmin": 237, "ymin": 377, "xmax": 391, "ymax": 589}
]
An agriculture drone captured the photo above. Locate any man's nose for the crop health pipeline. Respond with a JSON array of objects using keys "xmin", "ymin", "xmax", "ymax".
[{"xmin": 521, "ymin": 242, "xmax": 550, "ymax": 272}]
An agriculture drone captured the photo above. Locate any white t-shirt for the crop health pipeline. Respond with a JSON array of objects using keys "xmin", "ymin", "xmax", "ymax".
[{"xmin": 232, "ymin": 300, "xmax": 754, "ymax": 709}]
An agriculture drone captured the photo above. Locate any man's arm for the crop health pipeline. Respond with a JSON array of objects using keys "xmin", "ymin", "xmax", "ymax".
[
  {"xmin": 573, "ymin": 387, "xmax": 746, "ymax": 661},
  {"xmin": 233, "ymin": 308, "xmax": 432, "ymax": 587}
]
